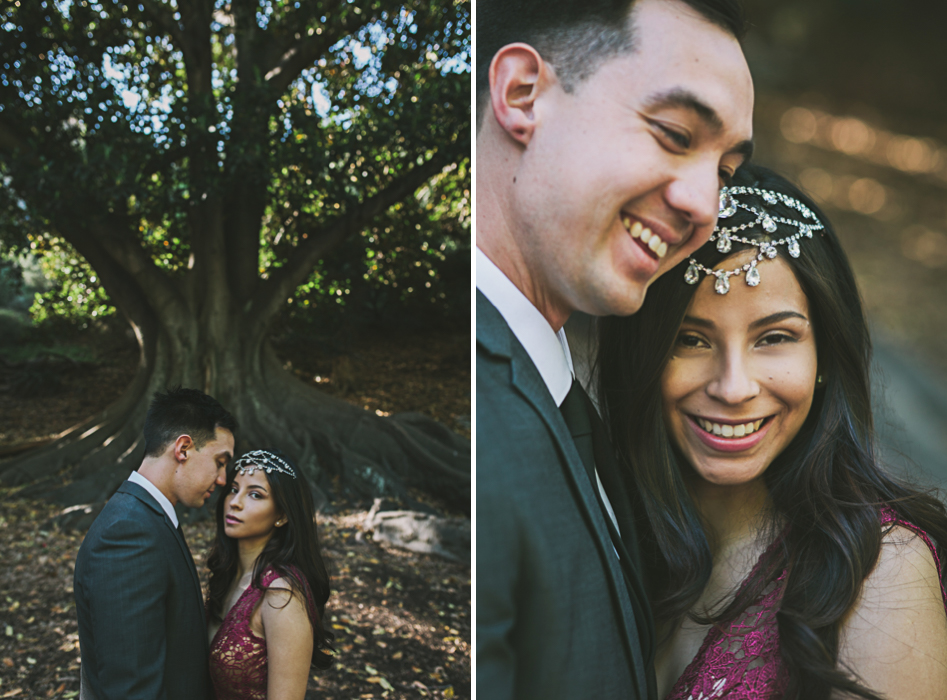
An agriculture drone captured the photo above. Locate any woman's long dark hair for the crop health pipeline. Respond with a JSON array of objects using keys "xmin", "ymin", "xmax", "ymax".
[
  {"xmin": 206, "ymin": 449, "xmax": 334, "ymax": 668},
  {"xmin": 597, "ymin": 163, "xmax": 947, "ymax": 699}
]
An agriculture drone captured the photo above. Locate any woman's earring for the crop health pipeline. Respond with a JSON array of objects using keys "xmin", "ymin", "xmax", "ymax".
[{"xmin": 816, "ymin": 375, "xmax": 824, "ymax": 385}]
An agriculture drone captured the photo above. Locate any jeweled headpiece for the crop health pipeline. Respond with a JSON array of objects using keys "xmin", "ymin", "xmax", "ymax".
[
  {"xmin": 233, "ymin": 449, "xmax": 297, "ymax": 479},
  {"xmin": 684, "ymin": 186, "xmax": 825, "ymax": 294}
]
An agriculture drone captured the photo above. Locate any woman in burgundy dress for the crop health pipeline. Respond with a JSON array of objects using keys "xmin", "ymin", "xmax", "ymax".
[
  {"xmin": 597, "ymin": 164, "xmax": 947, "ymax": 699},
  {"xmin": 206, "ymin": 449, "xmax": 332, "ymax": 699}
]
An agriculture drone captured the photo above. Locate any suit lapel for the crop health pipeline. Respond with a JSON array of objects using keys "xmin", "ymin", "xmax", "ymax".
[
  {"xmin": 478, "ymin": 293, "xmax": 648, "ymax": 696},
  {"xmin": 118, "ymin": 482, "xmax": 207, "ymax": 630}
]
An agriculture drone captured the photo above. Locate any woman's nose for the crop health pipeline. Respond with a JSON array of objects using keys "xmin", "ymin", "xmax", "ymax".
[{"xmin": 706, "ymin": 352, "xmax": 760, "ymax": 405}]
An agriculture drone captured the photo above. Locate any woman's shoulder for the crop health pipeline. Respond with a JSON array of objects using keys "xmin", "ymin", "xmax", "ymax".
[
  {"xmin": 872, "ymin": 524, "xmax": 942, "ymax": 593},
  {"xmin": 259, "ymin": 565, "xmax": 314, "ymax": 608},
  {"xmin": 837, "ymin": 520, "xmax": 947, "ymax": 697},
  {"xmin": 876, "ymin": 509, "xmax": 946, "ymax": 602}
]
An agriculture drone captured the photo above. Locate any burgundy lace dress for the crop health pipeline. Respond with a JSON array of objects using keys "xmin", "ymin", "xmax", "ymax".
[
  {"xmin": 665, "ymin": 511, "xmax": 947, "ymax": 700},
  {"xmin": 209, "ymin": 566, "xmax": 314, "ymax": 700}
]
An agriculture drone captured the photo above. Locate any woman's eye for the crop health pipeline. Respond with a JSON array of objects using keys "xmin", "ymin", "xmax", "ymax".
[
  {"xmin": 677, "ymin": 333, "xmax": 707, "ymax": 348},
  {"xmin": 758, "ymin": 333, "xmax": 796, "ymax": 346},
  {"xmin": 229, "ymin": 486, "xmax": 238, "ymax": 494}
]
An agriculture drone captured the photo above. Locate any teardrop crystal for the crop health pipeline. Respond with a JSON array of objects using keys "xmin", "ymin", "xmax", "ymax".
[
  {"xmin": 763, "ymin": 217, "xmax": 777, "ymax": 233},
  {"xmin": 685, "ymin": 261, "xmax": 700, "ymax": 285},
  {"xmin": 788, "ymin": 239, "xmax": 801, "ymax": 258},
  {"xmin": 719, "ymin": 191, "xmax": 737, "ymax": 218},
  {"xmin": 714, "ymin": 274, "xmax": 730, "ymax": 295},
  {"xmin": 716, "ymin": 234, "xmax": 732, "ymax": 253},
  {"xmin": 746, "ymin": 265, "xmax": 761, "ymax": 286}
]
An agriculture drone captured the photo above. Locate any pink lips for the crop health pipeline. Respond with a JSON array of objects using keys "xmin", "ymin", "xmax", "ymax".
[
  {"xmin": 225, "ymin": 514, "xmax": 241, "ymax": 526},
  {"xmin": 687, "ymin": 415, "xmax": 771, "ymax": 453}
]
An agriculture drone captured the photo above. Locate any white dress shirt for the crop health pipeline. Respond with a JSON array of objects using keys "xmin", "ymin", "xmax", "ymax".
[
  {"xmin": 477, "ymin": 247, "xmax": 620, "ymax": 535},
  {"xmin": 128, "ymin": 469, "xmax": 179, "ymax": 528}
]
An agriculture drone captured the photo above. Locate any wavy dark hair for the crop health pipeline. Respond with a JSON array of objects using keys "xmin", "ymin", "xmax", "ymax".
[
  {"xmin": 206, "ymin": 449, "xmax": 333, "ymax": 669},
  {"xmin": 597, "ymin": 163, "xmax": 947, "ymax": 699}
]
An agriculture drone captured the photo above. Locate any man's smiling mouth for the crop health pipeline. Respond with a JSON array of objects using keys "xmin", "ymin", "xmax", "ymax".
[{"xmin": 622, "ymin": 215, "xmax": 668, "ymax": 259}]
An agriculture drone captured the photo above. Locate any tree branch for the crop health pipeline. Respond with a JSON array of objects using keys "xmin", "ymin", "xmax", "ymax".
[
  {"xmin": 253, "ymin": 152, "xmax": 450, "ymax": 323},
  {"xmin": 133, "ymin": 0, "xmax": 188, "ymax": 56},
  {"xmin": 263, "ymin": 6, "xmax": 378, "ymax": 96},
  {"xmin": 79, "ymin": 216, "xmax": 192, "ymax": 330},
  {"xmin": 134, "ymin": 0, "xmax": 213, "ymax": 96}
]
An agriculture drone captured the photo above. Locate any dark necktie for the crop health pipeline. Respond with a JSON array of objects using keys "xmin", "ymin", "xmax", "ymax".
[
  {"xmin": 559, "ymin": 378, "xmax": 656, "ymax": 698},
  {"xmin": 559, "ymin": 379, "xmax": 598, "ymax": 488}
]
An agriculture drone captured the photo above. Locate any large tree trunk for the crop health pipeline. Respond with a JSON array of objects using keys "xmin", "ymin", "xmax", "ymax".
[
  {"xmin": 0, "ymin": 0, "xmax": 470, "ymax": 523},
  {"xmin": 0, "ymin": 301, "xmax": 470, "ymax": 518}
]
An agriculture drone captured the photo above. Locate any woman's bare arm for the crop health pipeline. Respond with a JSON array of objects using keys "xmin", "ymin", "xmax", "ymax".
[
  {"xmin": 261, "ymin": 577, "xmax": 314, "ymax": 700},
  {"xmin": 838, "ymin": 525, "xmax": 947, "ymax": 699}
]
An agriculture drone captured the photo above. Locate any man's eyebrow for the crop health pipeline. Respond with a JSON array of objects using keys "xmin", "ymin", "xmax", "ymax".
[
  {"xmin": 644, "ymin": 88, "xmax": 754, "ymax": 162},
  {"xmin": 645, "ymin": 88, "xmax": 722, "ymax": 129}
]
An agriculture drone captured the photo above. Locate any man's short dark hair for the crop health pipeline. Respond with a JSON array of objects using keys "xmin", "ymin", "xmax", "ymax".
[
  {"xmin": 143, "ymin": 387, "xmax": 237, "ymax": 457},
  {"xmin": 476, "ymin": 0, "xmax": 747, "ymax": 127}
]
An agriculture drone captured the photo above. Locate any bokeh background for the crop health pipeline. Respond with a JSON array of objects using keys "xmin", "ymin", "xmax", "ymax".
[{"xmin": 740, "ymin": 0, "xmax": 947, "ymax": 489}]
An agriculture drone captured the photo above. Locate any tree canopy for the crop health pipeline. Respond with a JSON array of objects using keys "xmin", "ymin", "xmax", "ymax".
[{"xmin": 0, "ymin": 0, "xmax": 471, "ymax": 515}]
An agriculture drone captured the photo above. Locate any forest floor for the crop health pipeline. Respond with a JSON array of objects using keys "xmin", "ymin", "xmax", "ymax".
[{"xmin": 0, "ymin": 322, "xmax": 471, "ymax": 699}]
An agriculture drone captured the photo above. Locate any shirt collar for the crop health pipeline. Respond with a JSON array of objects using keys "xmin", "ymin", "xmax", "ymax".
[
  {"xmin": 476, "ymin": 247, "xmax": 574, "ymax": 406},
  {"xmin": 128, "ymin": 470, "xmax": 179, "ymax": 528}
]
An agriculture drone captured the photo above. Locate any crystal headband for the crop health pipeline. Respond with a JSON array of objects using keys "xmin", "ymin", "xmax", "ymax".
[
  {"xmin": 684, "ymin": 186, "xmax": 825, "ymax": 294},
  {"xmin": 233, "ymin": 449, "xmax": 297, "ymax": 479}
]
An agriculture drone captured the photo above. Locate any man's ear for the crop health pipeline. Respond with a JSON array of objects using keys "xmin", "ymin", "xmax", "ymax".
[
  {"xmin": 173, "ymin": 435, "xmax": 194, "ymax": 464},
  {"xmin": 489, "ymin": 43, "xmax": 551, "ymax": 146}
]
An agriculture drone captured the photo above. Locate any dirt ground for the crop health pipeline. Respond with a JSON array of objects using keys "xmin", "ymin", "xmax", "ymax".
[{"xmin": 0, "ymin": 326, "xmax": 471, "ymax": 699}]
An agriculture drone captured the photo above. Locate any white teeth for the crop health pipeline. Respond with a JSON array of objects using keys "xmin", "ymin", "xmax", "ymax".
[
  {"xmin": 640, "ymin": 228, "xmax": 652, "ymax": 244},
  {"xmin": 630, "ymin": 221, "xmax": 642, "ymax": 238},
  {"xmin": 697, "ymin": 417, "xmax": 765, "ymax": 438},
  {"xmin": 648, "ymin": 234, "xmax": 661, "ymax": 252},
  {"xmin": 656, "ymin": 240, "xmax": 668, "ymax": 258}
]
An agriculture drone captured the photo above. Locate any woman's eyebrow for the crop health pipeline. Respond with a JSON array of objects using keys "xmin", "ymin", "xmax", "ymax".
[
  {"xmin": 682, "ymin": 314, "xmax": 714, "ymax": 329},
  {"xmin": 682, "ymin": 311, "xmax": 808, "ymax": 330},
  {"xmin": 749, "ymin": 311, "xmax": 808, "ymax": 329}
]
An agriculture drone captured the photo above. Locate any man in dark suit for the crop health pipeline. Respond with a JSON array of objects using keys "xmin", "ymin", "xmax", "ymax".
[
  {"xmin": 75, "ymin": 388, "xmax": 236, "ymax": 699},
  {"xmin": 476, "ymin": 0, "xmax": 755, "ymax": 697}
]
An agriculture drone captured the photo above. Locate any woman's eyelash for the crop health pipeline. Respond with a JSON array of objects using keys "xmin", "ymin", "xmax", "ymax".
[
  {"xmin": 760, "ymin": 333, "xmax": 797, "ymax": 345},
  {"xmin": 678, "ymin": 333, "xmax": 706, "ymax": 347}
]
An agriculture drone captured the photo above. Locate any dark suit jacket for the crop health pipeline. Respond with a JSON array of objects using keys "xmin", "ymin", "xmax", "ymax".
[
  {"xmin": 74, "ymin": 480, "xmax": 211, "ymax": 700},
  {"xmin": 477, "ymin": 291, "xmax": 655, "ymax": 700}
]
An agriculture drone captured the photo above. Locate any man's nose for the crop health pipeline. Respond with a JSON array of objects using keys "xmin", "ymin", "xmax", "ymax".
[
  {"xmin": 216, "ymin": 466, "xmax": 227, "ymax": 485},
  {"xmin": 664, "ymin": 159, "xmax": 722, "ymax": 232}
]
